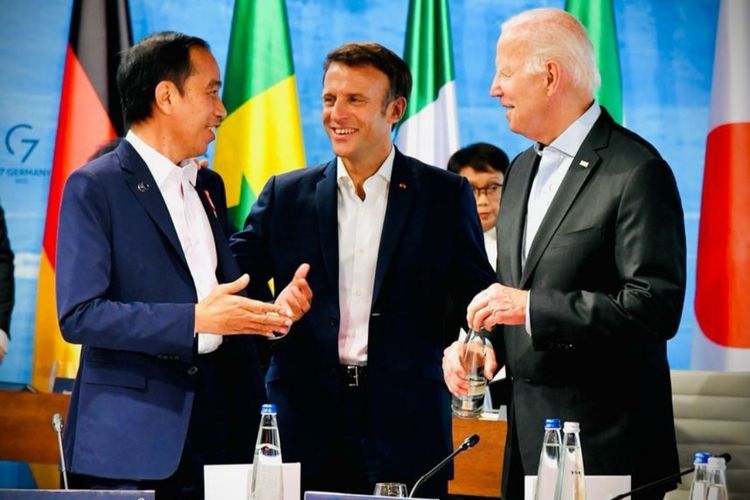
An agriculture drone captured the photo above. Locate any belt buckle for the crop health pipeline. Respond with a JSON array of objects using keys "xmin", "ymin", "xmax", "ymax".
[{"xmin": 346, "ymin": 365, "xmax": 359, "ymax": 387}]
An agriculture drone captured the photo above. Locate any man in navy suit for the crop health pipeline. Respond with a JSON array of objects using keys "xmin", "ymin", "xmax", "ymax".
[
  {"xmin": 56, "ymin": 32, "xmax": 310, "ymax": 498},
  {"xmin": 231, "ymin": 42, "xmax": 496, "ymax": 498},
  {"xmin": 444, "ymin": 9, "xmax": 685, "ymax": 500}
]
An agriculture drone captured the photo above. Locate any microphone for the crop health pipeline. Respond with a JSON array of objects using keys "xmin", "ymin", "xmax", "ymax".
[
  {"xmin": 52, "ymin": 413, "xmax": 69, "ymax": 490},
  {"xmin": 409, "ymin": 434, "xmax": 480, "ymax": 498},
  {"xmin": 609, "ymin": 453, "xmax": 732, "ymax": 500}
]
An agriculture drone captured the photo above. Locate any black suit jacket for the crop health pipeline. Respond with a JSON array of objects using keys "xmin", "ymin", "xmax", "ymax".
[
  {"xmin": 0, "ymin": 204, "xmax": 13, "ymax": 337},
  {"xmin": 231, "ymin": 149, "xmax": 496, "ymax": 493},
  {"xmin": 492, "ymin": 108, "xmax": 685, "ymax": 495}
]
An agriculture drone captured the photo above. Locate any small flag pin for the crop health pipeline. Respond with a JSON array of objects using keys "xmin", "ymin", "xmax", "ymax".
[
  {"xmin": 578, "ymin": 160, "xmax": 590, "ymax": 168},
  {"xmin": 398, "ymin": 182, "xmax": 407, "ymax": 189},
  {"xmin": 137, "ymin": 181, "xmax": 150, "ymax": 192}
]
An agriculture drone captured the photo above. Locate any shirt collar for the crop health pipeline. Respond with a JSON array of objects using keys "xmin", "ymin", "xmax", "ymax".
[
  {"xmin": 336, "ymin": 146, "xmax": 395, "ymax": 188},
  {"xmin": 534, "ymin": 101, "xmax": 601, "ymax": 158},
  {"xmin": 125, "ymin": 130, "xmax": 196, "ymax": 189}
]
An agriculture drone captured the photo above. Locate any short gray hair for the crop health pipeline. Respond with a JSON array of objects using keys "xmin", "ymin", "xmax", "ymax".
[{"xmin": 500, "ymin": 8, "xmax": 600, "ymax": 97}]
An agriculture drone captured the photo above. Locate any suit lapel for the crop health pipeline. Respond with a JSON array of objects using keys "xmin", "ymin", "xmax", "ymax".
[
  {"xmin": 195, "ymin": 174, "xmax": 237, "ymax": 282},
  {"xmin": 502, "ymin": 151, "xmax": 541, "ymax": 287},
  {"xmin": 117, "ymin": 142, "xmax": 190, "ymax": 273},
  {"xmin": 520, "ymin": 112, "xmax": 613, "ymax": 288},
  {"xmin": 500, "ymin": 152, "xmax": 541, "ymax": 362},
  {"xmin": 316, "ymin": 161, "xmax": 340, "ymax": 294},
  {"xmin": 372, "ymin": 150, "xmax": 414, "ymax": 304}
]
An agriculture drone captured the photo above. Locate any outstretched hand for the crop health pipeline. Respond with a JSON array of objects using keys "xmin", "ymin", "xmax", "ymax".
[{"xmin": 195, "ymin": 274, "xmax": 292, "ymax": 337}]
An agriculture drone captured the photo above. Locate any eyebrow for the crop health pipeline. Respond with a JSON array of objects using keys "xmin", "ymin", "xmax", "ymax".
[{"xmin": 208, "ymin": 79, "xmax": 222, "ymax": 89}]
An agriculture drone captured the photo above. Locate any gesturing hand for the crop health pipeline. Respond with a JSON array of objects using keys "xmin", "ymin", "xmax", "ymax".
[
  {"xmin": 195, "ymin": 274, "xmax": 292, "ymax": 337},
  {"xmin": 276, "ymin": 263, "xmax": 313, "ymax": 322}
]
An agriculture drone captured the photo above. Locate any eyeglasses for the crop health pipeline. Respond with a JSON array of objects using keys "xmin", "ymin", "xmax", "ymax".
[{"xmin": 472, "ymin": 183, "xmax": 503, "ymax": 199}]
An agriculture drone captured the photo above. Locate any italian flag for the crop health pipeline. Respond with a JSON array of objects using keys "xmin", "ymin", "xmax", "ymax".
[
  {"xmin": 693, "ymin": 0, "xmax": 750, "ymax": 371},
  {"xmin": 213, "ymin": 0, "xmax": 305, "ymax": 230},
  {"xmin": 395, "ymin": 0, "xmax": 459, "ymax": 170},
  {"xmin": 32, "ymin": 0, "xmax": 131, "ymax": 390},
  {"xmin": 566, "ymin": 0, "xmax": 623, "ymax": 124}
]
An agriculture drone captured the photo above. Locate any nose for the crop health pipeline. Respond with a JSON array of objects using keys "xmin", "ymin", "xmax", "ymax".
[
  {"xmin": 328, "ymin": 98, "xmax": 351, "ymax": 122},
  {"xmin": 489, "ymin": 75, "xmax": 503, "ymax": 98},
  {"xmin": 216, "ymin": 98, "xmax": 227, "ymax": 121}
]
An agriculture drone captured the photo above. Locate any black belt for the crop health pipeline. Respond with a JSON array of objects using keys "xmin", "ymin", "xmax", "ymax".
[{"xmin": 340, "ymin": 365, "xmax": 367, "ymax": 388}]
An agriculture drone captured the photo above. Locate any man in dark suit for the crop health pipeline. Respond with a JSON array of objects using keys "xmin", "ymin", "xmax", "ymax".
[
  {"xmin": 0, "ymin": 203, "xmax": 13, "ymax": 364},
  {"xmin": 443, "ymin": 8, "xmax": 686, "ymax": 500},
  {"xmin": 56, "ymin": 32, "xmax": 310, "ymax": 498},
  {"xmin": 231, "ymin": 42, "xmax": 495, "ymax": 498}
]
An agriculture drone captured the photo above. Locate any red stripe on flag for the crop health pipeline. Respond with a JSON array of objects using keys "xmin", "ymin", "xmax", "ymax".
[
  {"xmin": 695, "ymin": 122, "xmax": 750, "ymax": 348},
  {"xmin": 41, "ymin": 45, "xmax": 117, "ymax": 264}
]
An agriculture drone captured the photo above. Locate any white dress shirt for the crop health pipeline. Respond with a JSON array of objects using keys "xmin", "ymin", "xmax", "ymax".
[
  {"xmin": 337, "ymin": 147, "xmax": 395, "ymax": 365},
  {"xmin": 125, "ymin": 131, "xmax": 222, "ymax": 354},
  {"xmin": 523, "ymin": 102, "xmax": 601, "ymax": 333},
  {"xmin": 484, "ymin": 228, "xmax": 498, "ymax": 272}
]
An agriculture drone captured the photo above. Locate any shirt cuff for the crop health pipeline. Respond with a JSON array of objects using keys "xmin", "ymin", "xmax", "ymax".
[
  {"xmin": 525, "ymin": 291, "xmax": 532, "ymax": 336},
  {"xmin": 0, "ymin": 329, "xmax": 8, "ymax": 354}
]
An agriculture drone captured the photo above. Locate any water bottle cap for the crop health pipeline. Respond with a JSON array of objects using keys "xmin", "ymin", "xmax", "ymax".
[
  {"xmin": 562, "ymin": 421, "xmax": 580, "ymax": 433},
  {"xmin": 261, "ymin": 403, "xmax": 277, "ymax": 414},
  {"xmin": 693, "ymin": 452, "xmax": 710, "ymax": 464},
  {"xmin": 544, "ymin": 418, "xmax": 561, "ymax": 429},
  {"xmin": 707, "ymin": 457, "xmax": 726, "ymax": 470}
]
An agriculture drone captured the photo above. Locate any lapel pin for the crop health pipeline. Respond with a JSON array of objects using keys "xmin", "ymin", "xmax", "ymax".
[
  {"xmin": 578, "ymin": 160, "xmax": 590, "ymax": 168},
  {"xmin": 398, "ymin": 182, "xmax": 407, "ymax": 189},
  {"xmin": 137, "ymin": 181, "xmax": 150, "ymax": 192},
  {"xmin": 203, "ymin": 189, "xmax": 218, "ymax": 218}
]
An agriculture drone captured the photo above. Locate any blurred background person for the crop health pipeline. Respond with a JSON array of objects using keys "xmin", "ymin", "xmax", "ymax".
[
  {"xmin": 447, "ymin": 143, "xmax": 510, "ymax": 411},
  {"xmin": 0, "ymin": 202, "xmax": 14, "ymax": 365}
]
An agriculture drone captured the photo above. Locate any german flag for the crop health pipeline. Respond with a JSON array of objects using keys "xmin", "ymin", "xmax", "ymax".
[{"xmin": 32, "ymin": 0, "xmax": 131, "ymax": 390}]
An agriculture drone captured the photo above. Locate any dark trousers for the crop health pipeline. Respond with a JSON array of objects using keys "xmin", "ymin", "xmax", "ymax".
[
  {"xmin": 67, "ymin": 437, "xmax": 205, "ymax": 499},
  {"xmin": 302, "ymin": 370, "xmax": 448, "ymax": 500}
]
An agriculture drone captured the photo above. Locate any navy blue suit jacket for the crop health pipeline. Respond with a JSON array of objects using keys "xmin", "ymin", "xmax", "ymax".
[
  {"xmin": 56, "ymin": 141, "xmax": 265, "ymax": 480},
  {"xmin": 231, "ymin": 149, "xmax": 496, "ymax": 489}
]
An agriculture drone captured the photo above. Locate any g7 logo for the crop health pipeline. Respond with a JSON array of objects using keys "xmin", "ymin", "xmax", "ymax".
[{"xmin": 5, "ymin": 124, "xmax": 39, "ymax": 163}]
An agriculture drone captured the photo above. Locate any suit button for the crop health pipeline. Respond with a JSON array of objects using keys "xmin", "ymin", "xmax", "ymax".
[
  {"xmin": 329, "ymin": 317, "xmax": 338, "ymax": 327},
  {"xmin": 187, "ymin": 365, "xmax": 199, "ymax": 375}
]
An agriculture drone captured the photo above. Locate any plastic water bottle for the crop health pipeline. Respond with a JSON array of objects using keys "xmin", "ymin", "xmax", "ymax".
[
  {"xmin": 557, "ymin": 421, "xmax": 585, "ymax": 500},
  {"xmin": 451, "ymin": 329, "xmax": 489, "ymax": 418},
  {"xmin": 249, "ymin": 403, "xmax": 283, "ymax": 500},
  {"xmin": 688, "ymin": 452, "xmax": 711, "ymax": 500},
  {"xmin": 705, "ymin": 457, "xmax": 728, "ymax": 500},
  {"xmin": 534, "ymin": 418, "xmax": 561, "ymax": 500}
]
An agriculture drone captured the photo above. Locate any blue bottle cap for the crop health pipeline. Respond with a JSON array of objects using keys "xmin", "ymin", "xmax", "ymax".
[
  {"xmin": 693, "ymin": 452, "xmax": 711, "ymax": 464},
  {"xmin": 544, "ymin": 418, "xmax": 561, "ymax": 429},
  {"xmin": 261, "ymin": 403, "xmax": 277, "ymax": 414}
]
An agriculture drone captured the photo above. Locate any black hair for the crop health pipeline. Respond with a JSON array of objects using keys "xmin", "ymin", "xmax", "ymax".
[
  {"xmin": 447, "ymin": 143, "xmax": 509, "ymax": 174},
  {"xmin": 116, "ymin": 31, "xmax": 209, "ymax": 125}
]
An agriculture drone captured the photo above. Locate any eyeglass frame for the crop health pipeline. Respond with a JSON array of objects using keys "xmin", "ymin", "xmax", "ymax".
[{"xmin": 471, "ymin": 182, "xmax": 503, "ymax": 199}]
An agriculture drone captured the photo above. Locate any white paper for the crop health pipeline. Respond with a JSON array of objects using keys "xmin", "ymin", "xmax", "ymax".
[
  {"xmin": 204, "ymin": 462, "xmax": 300, "ymax": 500},
  {"xmin": 524, "ymin": 475, "xmax": 631, "ymax": 500}
]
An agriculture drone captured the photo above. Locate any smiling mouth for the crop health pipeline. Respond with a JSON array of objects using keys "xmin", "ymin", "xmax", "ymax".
[{"xmin": 332, "ymin": 127, "xmax": 356, "ymax": 136}]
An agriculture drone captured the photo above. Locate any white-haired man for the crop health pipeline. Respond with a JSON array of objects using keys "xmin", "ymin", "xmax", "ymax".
[{"xmin": 443, "ymin": 8, "xmax": 685, "ymax": 500}]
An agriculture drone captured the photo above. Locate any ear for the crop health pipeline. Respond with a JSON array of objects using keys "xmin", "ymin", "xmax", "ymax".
[
  {"xmin": 153, "ymin": 80, "xmax": 176, "ymax": 115},
  {"xmin": 544, "ymin": 60, "xmax": 562, "ymax": 96},
  {"xmin": 386, "ymin": 96, "xmax": 407, "ymax": 124}
]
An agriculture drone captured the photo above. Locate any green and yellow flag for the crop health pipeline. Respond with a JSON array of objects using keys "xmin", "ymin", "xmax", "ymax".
[
  {"xmin": 566, "ymin": 0, "xmax": 623, "ymax": 124},
  {"xmin": 213, "ymin": 0, "xmax": 305, "ymax": 229}
]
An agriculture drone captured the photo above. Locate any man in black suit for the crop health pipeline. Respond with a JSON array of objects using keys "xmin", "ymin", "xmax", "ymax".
[
  {"xmin": 0, "ymin": 203, "xmax": 13, "ymax": 364},
  {"xmin": 443, "ymin": 8, "xmax": 685, "ymax": 500}
]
